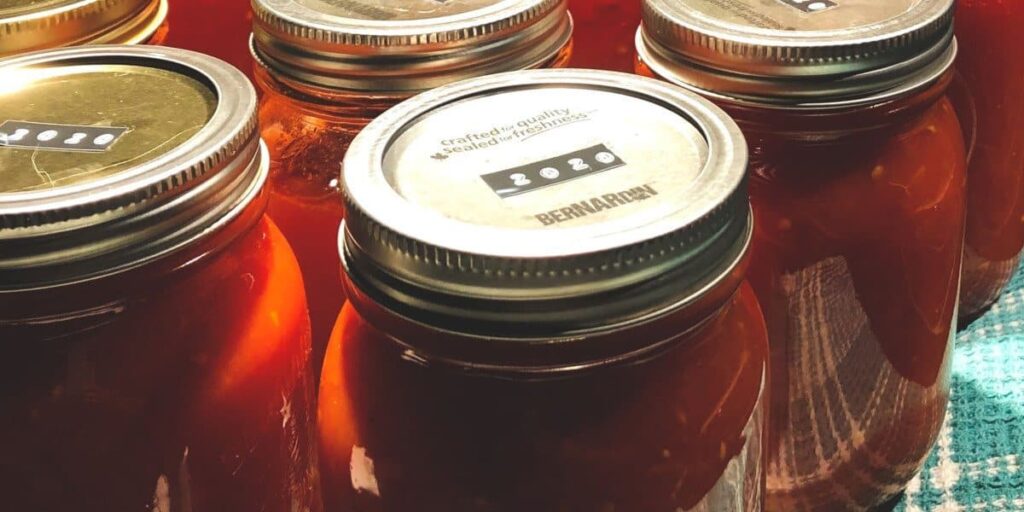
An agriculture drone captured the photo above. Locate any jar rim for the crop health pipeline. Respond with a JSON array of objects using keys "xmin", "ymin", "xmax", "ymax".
[
  {"xmin": 0, "ymin": 0, "xmax": 168, "ymax": 57},
  {"xmin": 638, "ymin": 0, "xmax": 956, "ymax": 107}
]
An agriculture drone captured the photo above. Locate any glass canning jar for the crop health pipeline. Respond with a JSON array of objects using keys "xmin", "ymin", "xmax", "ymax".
[
  {"xmin": 953, "ymin": 0, "xmax": 1024, "ymax": 317},
  {"xmin": 637, "ymin": 0, "xmax": 965, "ymax": 509},
  {"xmin": 567, "ymin": 0, "xmax": 641, "ymax": 71},
  {"xmin": 0, "ymin": 0, "xmax": 168, "ymax": 57},
  {"xmin": 319, "ymin": 69, "xmax": 769, "ymax": 512},
  {"xmin": 163, "ymin": 0, "xmax": 253, "ymax": 79},
  {"xmin": 250, "ymin": 0, "xmax": 574, "ymax": 374},
  {"xmin": 0, "ymin": 46, "xmax": 321, "ymax": 512}
]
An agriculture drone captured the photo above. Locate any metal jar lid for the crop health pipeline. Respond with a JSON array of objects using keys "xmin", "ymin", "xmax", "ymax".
[
  {"xmin": 251, "ymin": 0, "xmax": 573, "ymax": 94},
  {"xmin": 341, "ymin": 69, "xmax": 751, "ymax": 339},
  {"xmin": 0, "ymin": 0, "xmax": 168, "ymax": 57},
  {"xmin": 0, "ymin": 45, "xmax": 266, "ymax": 290},
  {"xmin": 638, "ymin": 0, "xmax": 957, "ymax": 106}
]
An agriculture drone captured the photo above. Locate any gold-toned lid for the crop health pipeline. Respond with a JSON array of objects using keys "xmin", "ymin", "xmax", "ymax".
[
  {"xmin": 0, "ymin": 45, "xmax": 265, "ymax": 290},
  {"xmin": 251, "ymin": 0, "xmax": 573, "ymax": 93},
  {"xmin": 0, "ymin": 0, "xmax": 168, "ymax": 57}
]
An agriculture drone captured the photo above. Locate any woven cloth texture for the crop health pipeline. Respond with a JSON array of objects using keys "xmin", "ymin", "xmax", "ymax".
[{"xmin": 894, "ymin": 261, "xmax": 1024, "ymax": 511}]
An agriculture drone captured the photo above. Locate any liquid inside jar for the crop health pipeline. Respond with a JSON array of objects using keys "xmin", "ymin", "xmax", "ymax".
[
  {"xmin": 637, "ymin": 0, "xmax": 964, "ymax": 509},
  {"xmin": 163, "ymin": 0, "xmax": 253, "ymax": 78},
  {"xmin": 251, "ymin": 0, "xmax": 574, "ymax": 374},
  {"xmin": 567, "ymin": 0, "xmax": 642, "ymax": 71},
  {"xmin": 953, "ymin": 0, "xmax": 1024, "ymax": 318},
  {"xmin": 321, "ymin": 68, "xmax": 767, "ymax": 512}
]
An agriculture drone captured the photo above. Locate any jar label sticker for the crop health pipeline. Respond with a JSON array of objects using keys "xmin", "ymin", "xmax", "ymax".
[
  {"xmin": 0, "ymin": 121, "xmax": 128, "ymax": 153},
  {"xmin": 481, "ymin": 144, "xmax": 626, "ymax": 199}
]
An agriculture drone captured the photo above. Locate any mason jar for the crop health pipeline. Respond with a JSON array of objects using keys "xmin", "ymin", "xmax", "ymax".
[
  {"xmin": 250, "ymin": 0, "xmax": 575, "ymax": 369},
  {"xmin": 0, "ymin": 45, "xmax": 321, "ymax": 512},
  {"xmin": 319, "ymin": 69, "xmax": 768, "ymax": 512},
  {"xmin": 637, "ymin": 0, "xmax": 964, "ymax": 509}
]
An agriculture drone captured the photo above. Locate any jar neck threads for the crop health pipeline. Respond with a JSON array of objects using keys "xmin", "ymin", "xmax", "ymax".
[{"xmin": 340, "ymin": 255, "xmax": 750, "ymax": 378}]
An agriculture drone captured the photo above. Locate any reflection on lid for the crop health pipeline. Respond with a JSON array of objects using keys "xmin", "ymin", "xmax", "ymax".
[{"xmin": 0, "ymin": 64, "xmax": 216, "ymax": 194}]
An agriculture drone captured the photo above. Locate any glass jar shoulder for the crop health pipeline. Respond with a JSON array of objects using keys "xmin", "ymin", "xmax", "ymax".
[
  {"xmin": 256, "ymin": 70, "xmax": 398, "ymax": 199},
  {"xmin": 318, "ymin": 281, "xmax": 768, "ymax": 511},
  {"xmin": 2, "ymin": 212, "xmax": 303, "ymax": 345},
  {"xmin": 145, "ymin": 19, "xmax": 170, "ymax": 46}
]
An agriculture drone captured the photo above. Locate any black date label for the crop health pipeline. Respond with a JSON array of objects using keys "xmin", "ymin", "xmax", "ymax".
[
  {"xmin": 481, "ymin": 144, "xmax": 626, "ymax": 199},
  {"xmin": 0, "ymin": 121, "xmax": 128, "ymax": 153}
]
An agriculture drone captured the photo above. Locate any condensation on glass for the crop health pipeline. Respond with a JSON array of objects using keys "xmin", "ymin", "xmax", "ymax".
[
  {"xmin": 953, "ymin": 0, "xmax": 1024, "ymax": 318},
  {"xmin": 0, "ymin": 46, "xmax": 321, "ymax": 512},
  {"xmin": 0, "ymin": 0, "xmax": 168, "ymax": 57},
  {"xmin": 637, "ymin": 0, "xmax": 964, "ymax": 510},
  {"xmin": 249, "ymin": 0, "xmax": 574, "ymax": 372},
  {"xmin": 320, "ymin": 69, "xmax": 769, "ymax": 512}
]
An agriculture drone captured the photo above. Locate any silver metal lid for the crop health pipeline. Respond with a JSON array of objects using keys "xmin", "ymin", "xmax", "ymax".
[
  {"xmin": 638, "ymin": 0, "xmax": 956, "ymax": 106},
  {"xmin": 0, "ymin": 0, "xmax": 168, "ymax": 57},
  {"xmin": 251, "ymin": 0, "xmax": 573, "ymax": 93},
  {"xmin": 342, "ymin": 69, "xmax": 751, "ymax": 338},
  {"xmin": 0, "ymin": 45, "xmax": 266, "ymax": 290}
]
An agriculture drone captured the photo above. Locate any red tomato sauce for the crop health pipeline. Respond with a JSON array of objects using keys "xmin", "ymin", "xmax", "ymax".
[
  {"xmin": 0, "ymin": 212, "xmax": 322, "ymax": 511},
  {"xmin": 319, "ymin": 277, "xmax": 768, "ymax": 512},
  {"xmin": 953, "ymin": 0, "xmax": 1024, "ymax": 317}
]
